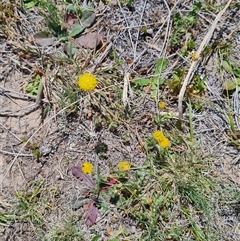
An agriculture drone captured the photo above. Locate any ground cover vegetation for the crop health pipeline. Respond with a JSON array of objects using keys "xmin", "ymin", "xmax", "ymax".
[{"xmin": 0, "ymin": 0, "xmax": 240, "ymax": 240}]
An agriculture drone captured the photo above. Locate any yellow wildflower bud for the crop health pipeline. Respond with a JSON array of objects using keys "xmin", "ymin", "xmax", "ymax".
[
  {"xmin": 158, "ymin": 101, "xmax": 166, "ymax": 109},
  {"xmin": 159, "ymin": 136, "xmax": 170, "ymax": 148},
  {"xmin": 78, "ymin": 73, "xmax": 97, "ymax": 91},
  {"xmin": 118, "ymin": 161, "xmax": 131, "ymax": 172},
  {"xmin": 152, "ymin": 130, "xmax": 164, "ymax": 142},
  {"xmin": 82, "ymin": 161, "xmax": 93, "ymax": 174}
]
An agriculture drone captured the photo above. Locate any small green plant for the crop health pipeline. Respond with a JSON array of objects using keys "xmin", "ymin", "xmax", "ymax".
[
  {"xmin": 26, "ymin": 74, "xmax": 41, "ymax": 95},
  {"xmin": 23, "ymin": 0, "xmax": 45, "ymax": 9},
  {"xmin": 187, "ymin": 74, "xmax": 206, "ymax": 111},
  {"xmin": 44, "ymin": 217, "xmax": 83, "ymax": 241},
  {"xmin": 22, "ymin": 137, "xmax": 41, "ymax": 158},
  {"xmin": 58, "ymin": 84, "xmax": 79, "ymax": 113},
  {"xmin": 167, "ymin": 67, "xmax": 185, "ymax": 95},
  {"xmin": 101, "ymin": 127, "xmax": 240, "ymax": 240},
  {"xmin": 23, "ymin": 0, "xmax": 95, "ymax": 40},
  {"xmin": 71, "ymin": 160, "xmax": 133, "ymax": 229},
  {"xmin": 171, "ymin": 2, "xmax": 202, "ymax": 54},
  {"xmin": 15, "ymin": 180, "xmax": 47, "ymax": 228},
  {"xmin": 0, "ymin": 204, "xmax": 14, "ymax": 226},
  {"xmin": 181, "ymin": 37, "xmax": 196, "ymax": 56},
  {"xmin": 167, "ymin": 68, "xmax": 206, "ymax": 111},
  {"xmin": 71, "ymin": 163, "xmax": 107, "ymax": 227},
  {"xmin": 134, "ymin": 57, "xmax": 167, "ymax": 99},
  {"xmin": 217, "ymin": 43, "xmax": 240, "ymax": 139}
]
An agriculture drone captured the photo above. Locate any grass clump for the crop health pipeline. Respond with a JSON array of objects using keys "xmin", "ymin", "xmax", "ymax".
[
  {"xmin": 66, "ymin": 127, "xmax": 240, "ymax": 240},
  {"xmin": 116, "ymin": 141, "xmax": 213, "ymax": 239},
  {"xmin": 43, "ymin": 217, "xmax": 83, "ymax": 241},
  {"xmin": 14, "ymin": 180, "xmax": 48, "ymax": 228},
  {"xmin": 11, "ymin": 179, "xmax": 83, "ymax": 240}
]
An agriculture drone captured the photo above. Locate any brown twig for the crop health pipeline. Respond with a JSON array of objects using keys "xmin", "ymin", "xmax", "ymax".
[{"xmin": 178, "ymin": 0, "xmax": 233, "ymax": 120}]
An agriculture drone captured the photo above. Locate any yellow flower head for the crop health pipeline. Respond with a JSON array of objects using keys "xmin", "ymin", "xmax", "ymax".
[
  {"xmin": 188, "ymin": 50, "xmax": 200, "ymax": 61},
  {"xmin": 147, "ymin": 198, "xmax": 153, "ymax": 204},
  {"xmin": 152, "ymin": 130, "xmax": 164, "ymax": 142},
  {"xmin": 82, "ymin": 161, "xmax": 93, "ymax": 174},
  {"xmin": 118, "ymin": 161, "xmax": 131, "ymax": 172},
  {"xmin": 159, "ymin": 136, "xmax": 170, "ymax": 148},
  {"xmin": 78, "ymin": 73, "xmax": 97, "ymax": 91},
  {"xmin": 153, "ymin": 130, "xmax": 170, "ymax": 148},
  {"xmin": 158, "ymin": 101, "xmax": 166, "ymax": 109}
]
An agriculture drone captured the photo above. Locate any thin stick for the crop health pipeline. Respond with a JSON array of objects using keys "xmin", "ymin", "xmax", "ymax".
[
  {"xmin": 178, "ymin": 0, "xmax": 233, "ymax": 119},
  {"xmin": 0, "ymin": 149, "xmax": 33, "ymax": 157},
  {"xmin": 0, "ymin": 87, "xmax": 37, "ymax": 100},
  {"xmin": 0, "ymin": 123, "xmax": 22, "ymax": 142},
  {"xmin": 133, "ymin": 0, "xmax": 147, "ymax": 60},
  {"xmin": 116, "ymin": 0, "xmax": 135, "ymax": 58}
]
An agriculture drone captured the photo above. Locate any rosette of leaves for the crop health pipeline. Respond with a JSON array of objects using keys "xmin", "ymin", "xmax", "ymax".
[
  {"xmin": 134, "ymin": 58, "xmax": 167, "ymax": 99},
  {"xmin": 26, "ymin": 1, "xmax": 96, "ymax": 44}
]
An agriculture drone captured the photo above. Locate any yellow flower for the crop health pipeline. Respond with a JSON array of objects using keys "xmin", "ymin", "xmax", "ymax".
[
  {"xmin": 147, "ymin": 198, "xmax": 153, "ymax": 204},
  {"xmin": 153, "ymin": 130, "xmax": 170, "ymax": 148},
  {"xmin": 152, "ymin": 130, "xmax": 164, "ymax": 142},
  {"xmin": 118, "ymin": 161, "xmax": 131, "ymax": 172},
  {"xmin": 158, "ymin": 101, "xmax": 166, "ymax": 109},
  {"xmin": 78, "ymin": 73, "xmax": 97, "ymax": 91},
  {"xmin": 159, "ymin": 136, "xmax": 170, "ymax": 148},
  {"xmin": 188, "ymin": 50, "xmax": 200, "ymax": 61},
  {"xmin": 82, "ymin": 161, "xmax": 93, "ymax": 174}
]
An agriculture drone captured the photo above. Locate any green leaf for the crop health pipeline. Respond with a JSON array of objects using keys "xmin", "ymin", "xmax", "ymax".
[
  {"xmin": 173, "ymin": 12, "xmax": 183, "ymax": 26},
  {"xmin": 222, "ymin": 60, "xmax": 233, "ymax": 73},
  {"xmin": 47, "ymin": 19, "xmax": 66, "ymax": 38},
  {"xmin": 33, "ymin": 149, "xmax": 40, "ymax": 157},
  {"xmin": 0, "ymin": 214, "xmax": 8, "ymax": 223},
  {"xmin": 154, "ymin": 57, "xmax": 167, "ymax": 76},
  {"xmin": 66, "ymin": 4, "xmax": 78, "ymax": 12},
  {"xmin": 222, "ymin": 60, "xmax": 240, "ymax": 78},
  {"xmin": 193, "ymin": 2, "xmax": 202, "ymax": 12},
  {"xmin": 233, "ymin": 66, "xmax": 240, "ymax": 78},
  {"xmin": 173, "ymin": 68, "xmax": 185, "ymax": 80},
  {"xmin": 193, "ymin": 74, "xmax": 206, "ymax": 93},
  {"xmin": 91, "ymin": 235, "xmax": 101, "ymax": 241},
  {"xmin": 187, "ymin": 14, "xmax": 197, "ymax": 24},
  {"xmin": 173, "ymin": 73, "xmax": 180, "ymax": 81},
  {"xmin": 151, "ymin": 89, "xmax": 157, "ymax": 99},
  {"xmin": 152, "ymin": 77, "xmax": 165, "ymax": 85},
  {"xmin": 151, "ymin": 83, "xmax": 157, "ymax": 90},
  {"xmin": 223, "ymin": 79, "xmax": 240, "ymax": 91},
  {"xmin": 81, "ymin": 10, "xmax": 96, "ymax": 28},
  {"xmin": 26, "ymin": 75, "xmax": 41, "ymax": 95},
  {"xmin": 187, "ymin": 39, "xmax": 196, "ymax": 48},
  {"xmin": 134, "ymin": 78, "xmax": 151, "ymax": 87},
  {"xmin": 23, "ymin": 0, "xmax": 38, "ymax": 9},
  {"xmin": 81, "ymin": 6, "xmax": 95, "ymax": 12},
  {"xmin": 69, "ymin": 24, "xmax": 85, "ymax": 37}
]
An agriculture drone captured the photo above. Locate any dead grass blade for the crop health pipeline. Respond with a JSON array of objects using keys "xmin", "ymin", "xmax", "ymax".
[
  {"xmin": 178, "ymin": 0, "xmax": 233, "ymax": 120},
  {"xmin": 122, "ymin": 72, "xmax": 131, "ymax": 109}
]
